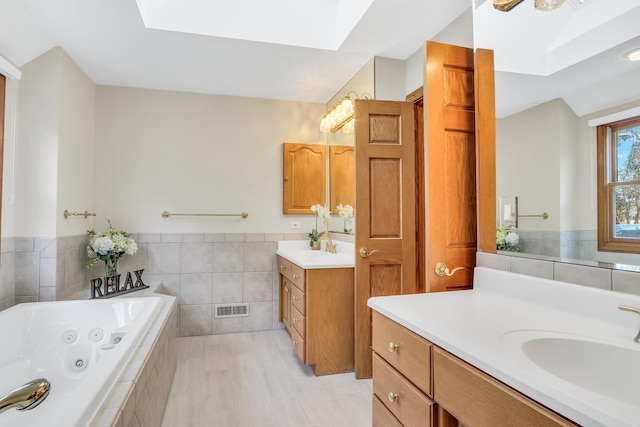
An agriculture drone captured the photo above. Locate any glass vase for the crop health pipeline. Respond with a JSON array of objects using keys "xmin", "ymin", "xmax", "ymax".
[{"xmin": 104, "ymin": 257, "xmax": 119, "ymax": 277}]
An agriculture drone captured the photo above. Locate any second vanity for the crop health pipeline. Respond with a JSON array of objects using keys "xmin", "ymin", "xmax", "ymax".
[
  {"xmin": 276, "ymin": 239, "xmax": 355, "ymax": 376},
  {"xmin": 369, "ymin": 266, "xmax": 640, "ymax": 427}
]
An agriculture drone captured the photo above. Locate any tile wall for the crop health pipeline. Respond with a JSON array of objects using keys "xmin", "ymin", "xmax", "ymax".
[
  {"xmin": 0, "ymin": 238, "xmax": 15, "ymax": 311},
  {"xmin": 512, "ymin": 229, "xmax": 640, "ymax": 265},
  {"xmin": 477, "ymin": 252, "xmax": 640, "ymax": 296},
  {"xmin": 3, "ymin": 230, "xmax": 353, "ymax": 338}
]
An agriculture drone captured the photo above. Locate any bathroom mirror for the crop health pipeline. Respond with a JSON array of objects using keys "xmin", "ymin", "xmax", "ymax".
[
  {"xmin": 473, "ymin": 0, "xmax": 640, "ymax": 265},
  {"xmin": 324, "ymin": 58, "xmax": 374, "ymax": 221}
]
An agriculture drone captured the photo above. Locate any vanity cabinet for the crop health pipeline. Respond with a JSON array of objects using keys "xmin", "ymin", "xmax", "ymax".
[
  {"xmin": 277, "ymin": 255, "xmax": 354, "ymax": 376},
  {"xmin": 282, "ymin": 142, "xmax": 326, "ymax": 215},
  {"xmin": 372, "ymin": 311, "xmax": 578, "ymax": 427}
]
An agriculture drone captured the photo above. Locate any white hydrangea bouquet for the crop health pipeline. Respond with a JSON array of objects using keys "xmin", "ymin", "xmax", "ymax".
[
  {"xmin": 336, "ymin": 203, "xmax": 354, "ymax": 233},
  {"xmin": 87, "ymin": 220, "xmax": 138, "ymax": 275},
  {"xmin": 496, "ymin": 228, "xmax": 520, "ymax": 252}
]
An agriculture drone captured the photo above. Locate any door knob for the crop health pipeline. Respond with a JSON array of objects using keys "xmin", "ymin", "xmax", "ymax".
[
  {"xmin": 434, "ymin": 262, "xmax": 464, "ymax": 277},
  {"xmin": 359, "ymin": 247, "xmax": 379, "ymax": 258}
]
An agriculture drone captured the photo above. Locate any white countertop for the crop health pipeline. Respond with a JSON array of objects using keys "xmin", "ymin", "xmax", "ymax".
[
  {"xmin": 368, "ymin": 267, "xmax": 640, "ymax": 427},
  {"xmin": 276, "ymin": 240, "xmax": 355, "ymax": 269}
]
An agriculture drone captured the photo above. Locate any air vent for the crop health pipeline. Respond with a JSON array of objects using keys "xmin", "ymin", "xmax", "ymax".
[{"xmin": 214, "ymin": 303, "xmax": 249, "ymax": 318}]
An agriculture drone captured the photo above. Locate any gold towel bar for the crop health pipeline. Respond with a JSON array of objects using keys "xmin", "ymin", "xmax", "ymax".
[
  {"xmin": 518, "ymin": 212, "xmax": 549, "ymax": 219},
  {"xmin": 162, "ymin": 211, "xmax": 249, "ymax": 219},
  {"xmin": 64, "ymin": 209, "xmax": 96, "ymax": 219}
]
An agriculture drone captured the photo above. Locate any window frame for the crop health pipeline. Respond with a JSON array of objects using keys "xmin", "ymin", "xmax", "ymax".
[{"xmin": 597, "ymin": 115, "xmax": 640, "ymax": 253}]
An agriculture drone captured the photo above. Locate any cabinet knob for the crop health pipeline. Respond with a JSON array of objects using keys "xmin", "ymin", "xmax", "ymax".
[
  {"xmin": 388, "ymin": 342, "xmax": 399, "ymax": 353},
  {"xmin": 280, "ymin": 265, "xmax": 285, "ymax": 270},
  {"xmin": 388, "ymin": 392, "xmax": 399, "ymax": 403},
  {"xmin": 292, "ymin": 340, "xmax": 298, "ymax": 345},
  {"xmin": 293, "ymin": 274, "xmax": 298, "ymax": 279},
  {"xmin": 293, "ymin": 296, "xmax": 299, "ymax": 300},
  {"xmin": 293, "ymin": 318, "xmax": 298, "ymax": 323},
  {"xmin": 284, "ymin": 287, "xmax": 289, "ymax": 293},
  {"xmin": 284, "ymin": 176, "xmax": 289, "ymax": 181}
]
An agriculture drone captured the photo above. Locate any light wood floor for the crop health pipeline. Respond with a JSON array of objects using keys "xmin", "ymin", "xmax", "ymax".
[{"xmin": 161, "ymin": 329, "xmax": 373, "ymax": 427}]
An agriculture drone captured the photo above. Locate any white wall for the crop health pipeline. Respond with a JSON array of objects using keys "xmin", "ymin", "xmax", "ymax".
[
  {"xmin": 496, "ymin": 99, "xmax": 569, "ymax": 231},
  {"xmin": 404, "ymin": 6, "xmax": 473, "ymax": 97},
  {"xmin": 14, "ymin": 48, "xmax": 61, "ymax": 237},
  {"xmin": 94, "ymin": 86, "xmax": 326, "ymax": 233},
  {"xmin": 56, "ymin": 49, "xmax": 95, "ymax": 237},
  {"xmin": 2, "ymin": 78, "xmax": 18, "ymax": 238},
  {"xmin": 374, "ymin": 57, "xmax": 406, "ymax": 101}
]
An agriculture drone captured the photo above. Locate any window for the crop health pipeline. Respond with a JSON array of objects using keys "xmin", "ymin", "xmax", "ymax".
[{"xmin": 597, "ymin": 116, "xmax": 640, "ymax": 252}]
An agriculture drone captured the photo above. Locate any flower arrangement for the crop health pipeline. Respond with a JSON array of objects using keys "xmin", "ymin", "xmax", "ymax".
[
  {"xmin": 309, "ymin": 204, "xmax": 331, "ymax": 247},
  {"xmin": 336, "ymin": 203, "xmax": 354, "ymax": 233},
  {"xmin": 87, "ymin": 220, "xmax": 138, "ymax": 275},
  {"xmin": 496, "ymin": 228, "xmax": 520, "ymax": 252}
]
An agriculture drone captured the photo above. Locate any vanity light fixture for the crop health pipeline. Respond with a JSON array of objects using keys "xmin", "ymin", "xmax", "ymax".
[
  {"xmin": 624, "ymin": 48, "xmax": 640, "ymax": 62},
  {"xmin": 320, "ymin": 91, "xmax": 371, "ymax": 134},
  {"xmin": 492, "ymin": 0, "xmax": 566, "ymax": 12},
  {"xmin": 534, "ymin": 0, "xmax": 566, "ymax": 12}
]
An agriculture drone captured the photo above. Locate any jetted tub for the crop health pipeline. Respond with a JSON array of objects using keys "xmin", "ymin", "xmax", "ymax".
[{"xmin": 0, "ymin": 297, "xmax": 163, "ymax": 427}]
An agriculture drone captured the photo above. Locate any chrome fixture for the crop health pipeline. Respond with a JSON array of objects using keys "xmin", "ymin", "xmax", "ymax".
[
  {"xmin": 0, "ymin": 378, "xmax": 51, "ymax": 414},
  {"xmin": 162, "ymin": 210, "xmax": 248, "ymax": 219},
  {"xmin": 502, "ymin": 196, "xmax": 549, "ymax": 228},
  {"xmin": 320, "ymin": 91, "xmax": 371, "ymax": 134},
  {"xmin": 618, "ymin": 305, "xmax": 640, "ymax": 343},
  {"xmin": 318, "ymin": 232, "xmax": 337, "ymax": 254},
  {"xmin": 64, "ymin": 209, "xmax": 96, "ymax": 219}
]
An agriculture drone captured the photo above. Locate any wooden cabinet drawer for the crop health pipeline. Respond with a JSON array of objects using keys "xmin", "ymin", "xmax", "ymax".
[
  {"xmin": 291, "ymin": 305, "xmax": 306, "ymax": 339},
  {"xmin": 277, "ymin": 256, "xmax": 292, "ymax": 280},
  {"xmin": 372, "ymin": 311, "xmax": 432, "ymax": 396},
  {"xmin": 373, "ymin": 394, "xmax": 403, "ymax": 427},
  {"xmin": 290, "ymin": 263, "xmax": 306, "ymax": 291},
  {"xmin": 373, "ymin": 353, "xmax": 434, "ymax": 427},
  {"xmin": 291, "ymin": 326, "xmax": 306, "ymax": 363},
  {"xmin": 433, "ymin": 347, "xmax": 578, "ymax": 427},
  {"xmin": 291, "ymin": 284, "xmax": 305, "ymax": 315}
]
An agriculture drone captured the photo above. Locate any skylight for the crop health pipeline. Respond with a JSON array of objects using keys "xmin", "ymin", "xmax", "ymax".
[{"xmin": 135, "ymin": 0, "xmax": 375, "ymax": 51}]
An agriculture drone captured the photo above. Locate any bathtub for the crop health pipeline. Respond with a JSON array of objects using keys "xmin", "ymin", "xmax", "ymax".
[{"xmin": 0, "ymin": 297, "xmax": 163, "ymax": 427}]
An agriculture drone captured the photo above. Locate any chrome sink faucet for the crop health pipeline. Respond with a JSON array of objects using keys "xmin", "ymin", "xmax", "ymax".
[
  {"xmin": 618, "ymin": 305, "xmax": 640, "ymax": 343},
  {"xmin": 318, "ymin": 232, "xmax": 337, "ymax": 254}
]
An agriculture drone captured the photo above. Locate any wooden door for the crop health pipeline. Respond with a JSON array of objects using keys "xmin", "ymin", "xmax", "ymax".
[
  {"xmin": 424, "ymin": 41, "xmax": 479, "ymax": 292},
  {"xmin": 354, "ymin": 100, "xmax": 416, "ymax": 378}
]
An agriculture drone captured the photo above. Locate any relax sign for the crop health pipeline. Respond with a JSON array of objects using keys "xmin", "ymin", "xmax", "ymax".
[{"xmin": 90, "ymin": 269, "xmax": 149, "ymax": 299}]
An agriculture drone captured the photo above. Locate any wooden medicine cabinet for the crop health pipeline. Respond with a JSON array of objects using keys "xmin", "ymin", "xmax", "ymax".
[
  {"xmin": 283, "ymin": 142, "xmax": 326, "ymax": 214},
  {"xmin": 329, "ymin": 145, "xmax": 355, "ymax": 213}
]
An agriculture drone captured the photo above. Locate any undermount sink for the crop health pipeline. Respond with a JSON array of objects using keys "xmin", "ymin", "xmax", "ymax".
[
  {"xmin": 502, "ymin": 331, "xmax": 640, "ymax": 407},
  {"xmin": 276, "ymin": 240, "xmax": 355, "ymax": 269}
]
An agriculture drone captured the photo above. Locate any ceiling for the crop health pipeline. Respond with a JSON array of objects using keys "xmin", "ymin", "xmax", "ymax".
[
  {"xmin": 475, "ymin": 0, "xmax": 640, "ymax": 117},
  {"xmin": 0, "ymin": 0, "xmax": 469, "ymax": 104},
  {"xmin": 0, "ymin": 0, "xmax": 638, "ymax": 118}
]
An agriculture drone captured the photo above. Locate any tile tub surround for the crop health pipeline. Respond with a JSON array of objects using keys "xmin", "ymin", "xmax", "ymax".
[
  {"xmin": 138, "ymin": 232, "xmax": 307, "ymax": 337},
  {"xmin": 89, "ymin": 291, "xmax": 177, "ymax": 427},
  {"xmin": 0, "ymin": 238, "xmax": 15, "ymax": 311}
]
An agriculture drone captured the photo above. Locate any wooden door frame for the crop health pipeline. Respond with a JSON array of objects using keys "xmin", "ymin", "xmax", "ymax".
[{"xmin": 406, "ymin": 87, "xmax": 425, "ymax": 293}]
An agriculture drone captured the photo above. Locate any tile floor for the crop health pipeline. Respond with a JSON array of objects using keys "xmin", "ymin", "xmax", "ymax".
[{"xmin": 161, "ymin": 329, "xmax": 372, "ymax": 427}]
